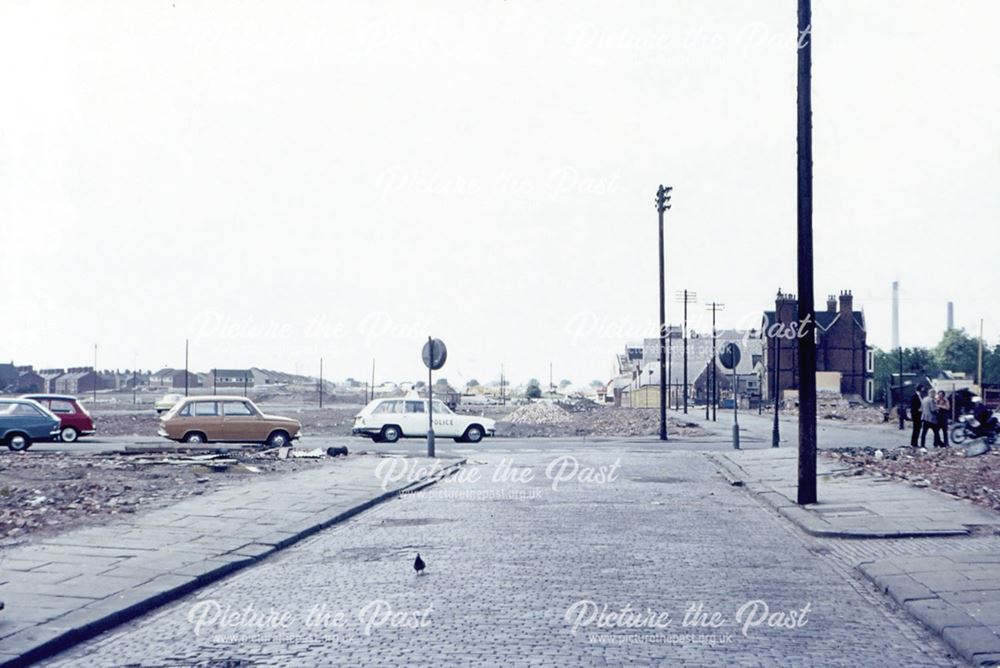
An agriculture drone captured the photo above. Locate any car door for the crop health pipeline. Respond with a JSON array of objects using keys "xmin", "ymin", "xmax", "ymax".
[
  {"xmin": 430, "ymin": 400, "xmax": 460, "ymax": 437},
  {"xmin": 188, "ymin": 400, "xmax": 223, "ymax": 440},
  {"xmin": 401, "ymin": 400, "xmax": 427, "ymax": 437},
  {"xmin": 12, "ymin": 402, "xmax": 57, "ymax": 439},
  {"xmin": 221, "ymin": 400, "xmax": 266, "ymax": 442}
]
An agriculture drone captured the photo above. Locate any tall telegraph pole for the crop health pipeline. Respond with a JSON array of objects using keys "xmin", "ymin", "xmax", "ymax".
[
  {"xmin": 706, "ymin": 302, "xmax": 724, "ymax": 421},
  {"xmin": 675, "ymin": 290, "xmax": 697, "ymax": 414},
  {"xmin": 655, "ymin": 185, "xmax": 672, "ymax": 440},
  {"xmin": 796, "ymin": 0, "xmax": 818, "ymax": 505}
]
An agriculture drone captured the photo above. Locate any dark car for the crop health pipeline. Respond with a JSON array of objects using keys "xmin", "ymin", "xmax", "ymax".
[
  {"xmin": 0, "ymin": 399, "xmax": 62, "ymax": 451},
  {"xmin": 21, "ymin": 394, "xmax": 96, "ymax": 443}
]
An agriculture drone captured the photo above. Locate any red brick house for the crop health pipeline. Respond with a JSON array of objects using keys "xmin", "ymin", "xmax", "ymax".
[{"xmin": 762, "ymin": 290, "xmax": 874, "ymax": 402}]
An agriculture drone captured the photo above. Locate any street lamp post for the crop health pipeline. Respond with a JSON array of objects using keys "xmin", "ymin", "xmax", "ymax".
[
  {"xmin": 655, "ymin": 185, "xmax": 672, "ymax": 441},
  {"xmin": 772, "ymin": 325, "xmax": 781, "ymax": 447}
]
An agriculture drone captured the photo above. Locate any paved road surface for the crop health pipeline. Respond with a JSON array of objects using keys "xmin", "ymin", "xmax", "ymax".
[{"xmin": 43, "ymin": 447, "xmax": 959, "ymax": 667}]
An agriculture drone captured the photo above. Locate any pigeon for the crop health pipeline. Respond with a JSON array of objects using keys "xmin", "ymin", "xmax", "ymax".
[{"xmin": 413, "ymin": 553, "xmax": 426, "ymax": 575}]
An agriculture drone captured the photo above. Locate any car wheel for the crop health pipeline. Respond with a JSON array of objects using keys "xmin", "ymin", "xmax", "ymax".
[
  {"xmin": 7, "ymin": 433, "xmax": 31, "ymax": 452},
  {"xmin": 267, "ymin": 431, "xmax": 291, "ymax": 448},
  {"xmin": 464, "ymin": 425, "xmax": 484, "ymax": 444},
  {"xmin": 184, "ymin": 432, "xmax": 206, "ymax": 444},
  {"xmin": 380, "ymin": 425, "xmax": 401, "ymax": 443},
  {"xmin": 950, "ymin": 425, "xmax": 967, "ymax": 445},
  {"xmin": 61, "ymin": 427, "xmax": 79, "ymax": 443}
]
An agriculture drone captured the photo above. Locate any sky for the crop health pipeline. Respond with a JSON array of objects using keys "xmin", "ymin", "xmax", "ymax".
[{"xmin": 2, "ymin": 1, "xmax": 998, "ymax": 388}]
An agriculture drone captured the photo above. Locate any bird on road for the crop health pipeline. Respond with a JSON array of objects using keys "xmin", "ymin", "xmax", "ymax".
[{"xmin": 414, "ymin": 553, "xmax": 426, "ymax": 575}]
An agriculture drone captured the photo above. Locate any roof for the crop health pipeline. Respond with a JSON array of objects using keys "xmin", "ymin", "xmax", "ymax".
[
  {"xmin": 762, "ymin": 310, "xmax": 865, "ymax": 332},
  {"xmin": 212, "ymin": 369, "xmax": 252, "ymax": 377},
  {"xmin": 58, "ymin": 370, "xmax": 94, "ymax": 381},
  {"xmin": 174, "ymin": 395, "xmax": 258, "ymax": 402},
  {"xmin": 20, "ymin": 394, "xmax": 79, "ymax": 401}
]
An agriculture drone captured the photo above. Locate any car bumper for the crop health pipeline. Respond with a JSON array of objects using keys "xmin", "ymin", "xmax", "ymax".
[
  {"xmin": 157, "ymin": 428, "xmax": 170, "ymax": 438},
  {"xmin": 352, "ymin": 427, "xmax": 380, "ymax": 437}
]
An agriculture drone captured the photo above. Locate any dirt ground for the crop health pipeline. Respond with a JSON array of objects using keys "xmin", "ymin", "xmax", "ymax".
[
  {"xmin": 825, "ymin": 446, "xmax": 1000, "ymax": 513},
  {"xmin": 0, "ymin": 449, "xmax": 351, "ymax": 548}
]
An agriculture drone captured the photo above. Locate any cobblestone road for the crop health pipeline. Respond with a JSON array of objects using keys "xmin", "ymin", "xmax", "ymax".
[{"xmin": 43, "ymin": 448, "xmax": 965, "ymax": 667}]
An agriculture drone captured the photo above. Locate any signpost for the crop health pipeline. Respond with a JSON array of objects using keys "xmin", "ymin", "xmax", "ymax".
[
  {"xmin": 719, "ymin": 342, "xmax": 741, "ymax": 449},
  {"xmin": 421, "ymin": 337, "xmax": 448, "ymax": 457}
]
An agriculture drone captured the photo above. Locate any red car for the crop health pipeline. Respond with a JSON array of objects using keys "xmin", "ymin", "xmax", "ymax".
[{"xmin": 20, "ymin": 394, "xmax": 95, "ymax": 443}]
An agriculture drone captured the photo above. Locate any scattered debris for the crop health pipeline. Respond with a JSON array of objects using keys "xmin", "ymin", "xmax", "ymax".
[
  {"xmin": 826, "ymin": 446, "xmax": 1000, "ymax": 513},
  {"xmin": 0, "ymin": 449, "xmax": 348, "ymax": 546}
]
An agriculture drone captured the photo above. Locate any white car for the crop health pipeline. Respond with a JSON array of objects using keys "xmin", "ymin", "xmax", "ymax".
[{"xmin": 352, "ymin": 398, "xmax": 496, "ymax": 443}]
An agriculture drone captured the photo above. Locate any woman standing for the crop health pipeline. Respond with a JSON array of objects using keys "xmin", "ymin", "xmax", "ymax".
[{"xmin": 936, "ymin": 390, "xmax": 951, "ymax": 447}]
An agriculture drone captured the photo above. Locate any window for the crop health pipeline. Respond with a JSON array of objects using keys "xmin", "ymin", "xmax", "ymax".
[
  {"xmin": 405, "ymin": 401, "xmax": 425, "ymax": 414},
  {"xmin": 866, "ymin": 379, "xmax": 874, "ymax": 403},
  {"xmin": 193, "ymin": 401, "xmax": 219, "ymax": 417},
  {"xmin": 9, "ymin": 403, "xmax": 45, "ymax": 417},
  {"xmin": 375, "ymin": 401, "xmax": 401, "ymax": 414},
  {"xmin": 223, "ymin": 401, "xmax": 254, "ymax": 417},
  {"xmin": 866, "ymin": 348, "xmax": 875, "ymax": 374},
  {"xmin": 432, "ymin": 400, "xmax": 451, "ymax": 415},
  {"xmin": 50, "ymin": 400, "xmax": 76, "ymax": 414}
]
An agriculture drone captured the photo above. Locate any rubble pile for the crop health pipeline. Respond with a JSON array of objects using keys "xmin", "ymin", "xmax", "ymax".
[
  {"xmin": 504, "ymin": 402, "xmax": 573, "ymax": 426},
  {"xmin": 497, "ymin": 404, "xmax": 706, "ymax": 438},
  {"xmin": 0, "ymin": 450, "xmax": 343, "ymax": 546},
  {"xmin": 826, "ymin": 446, "xmax": 1000, "ymax": 512},
  {"xmin": 783, "ymin": 394, "xmax": 887, "ymax": 424}
]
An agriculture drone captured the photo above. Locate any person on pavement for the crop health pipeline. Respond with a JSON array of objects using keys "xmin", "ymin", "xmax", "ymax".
[
  {"xmin": 909, "ymin": 385, "xmax": 924, "ymax": 447},
  {"xmin": 920, "ymin": 386, "xmax": 941, "ymax": 447},
  {"xmin": 935, "ymin": 391, "xmax": 951, "ymax": 447}
]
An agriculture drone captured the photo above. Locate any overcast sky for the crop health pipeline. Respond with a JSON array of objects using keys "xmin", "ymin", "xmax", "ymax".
[{"xmin": 2, "ymin": 1, "xmax": 998, "ymax": 387}]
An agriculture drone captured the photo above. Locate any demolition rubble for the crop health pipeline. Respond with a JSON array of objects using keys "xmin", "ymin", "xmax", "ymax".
[{"xmin": 826, "ymin": 446, "xmax": 1000, "ymax": 513}]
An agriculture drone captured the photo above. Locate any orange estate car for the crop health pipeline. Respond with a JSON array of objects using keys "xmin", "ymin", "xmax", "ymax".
[{"xmin": 158, "ymin": 396, "xmax": 301, "ymax": 447}]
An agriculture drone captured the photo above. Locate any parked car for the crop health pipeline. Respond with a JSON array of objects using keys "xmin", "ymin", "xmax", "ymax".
[
  {"xmin": 158, "ymin": 396, "xmax": 301, "ymax": 446},
  {"xmin": 0, "ymin": 399, "xmax": 62, "ymax": 451},
  {"xmin": 154, "ymin": 393, "xmax": 185, "ymax": 415},
  {"xmin": 20, "ymin": 394, "xmax": 95, "ymax": 443},
  {"xmin": 352, "ymin": 397, "xmax": 496, "ymax": 443}
]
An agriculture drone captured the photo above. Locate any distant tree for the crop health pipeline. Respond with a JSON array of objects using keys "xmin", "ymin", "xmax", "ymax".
[
  {"xmin": 559, "ymin": 379, "xmax": 572, "ymax": 388},
  {"xmin": 525, "ymin": 378, "xmax": 542, "ymax": 399},
  {"xmin": 872, "ymin": 347, "xmax": 942, "ymax": 404},
  {"xmin": 590, "ymin": 379, "xmax": 604, "ymax": 389},
  {"xmin": 435, "ymin": 378, "xmax": 449, "ymax": 386},
  {"xmin": 935, "ymin": 328, "xmax": 980, "ymax": 375},
  {"xmin": 466, "ymin": 379, "xmax": 479, "ymax": 387}
]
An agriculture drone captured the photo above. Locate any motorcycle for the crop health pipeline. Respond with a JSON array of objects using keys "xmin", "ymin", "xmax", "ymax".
[{"xmin": 950, "ymin": 414, "xmax": 999, "ymax": 446}]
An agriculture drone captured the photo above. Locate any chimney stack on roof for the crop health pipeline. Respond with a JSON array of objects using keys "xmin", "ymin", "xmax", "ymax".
[{"xmin": 838, "ymin": 290, "xmax": 853, "ymax": 314}]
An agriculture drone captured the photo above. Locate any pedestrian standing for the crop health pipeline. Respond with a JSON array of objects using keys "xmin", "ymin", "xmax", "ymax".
[
  {"xmin": 936, "ymin": 390, "xmax": 951, "ymax": 447},
  {"xmin": 909, "ymin": 384, "xmax": 924, "ymax": 447},
  {"xmin": 920, "ymin": 387, "xmax": 940, "ymax": 447}
]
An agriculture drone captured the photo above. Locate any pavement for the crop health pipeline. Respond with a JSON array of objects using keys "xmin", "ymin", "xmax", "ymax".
[
  {"xmin": 36, "ymin": 447, "xmax": 962, "ymax": 667},
  {"xmin": 715, "ymin": 446, "xmax": 1000, "ymax": 666},
  {"xmin": 0, "ymin": 454, "xmax": 464, "ymax": 668},
  {"xmin": 710, "ymin": 448, "xmax": 1000, "ymax": 538}
]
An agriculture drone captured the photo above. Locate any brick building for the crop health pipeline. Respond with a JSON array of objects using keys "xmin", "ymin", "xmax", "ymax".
[{"xmin": 761, "ymin": 290, "xmax": 874, "ymax": 402}]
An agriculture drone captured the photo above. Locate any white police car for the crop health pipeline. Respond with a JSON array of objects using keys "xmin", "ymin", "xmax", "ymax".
[{"xmin": 352, "ymin": 396, "xmax": 496, "ymax": 443}]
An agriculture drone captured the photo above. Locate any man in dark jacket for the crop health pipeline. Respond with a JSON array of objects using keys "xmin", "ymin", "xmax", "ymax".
[{"xmin": 909, "ymin": 385, "xmax": 924, "ymax": 447}]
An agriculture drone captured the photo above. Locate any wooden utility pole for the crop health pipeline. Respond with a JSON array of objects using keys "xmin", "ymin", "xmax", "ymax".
[
  {"xmin": 796, "ymin": 0, "xmax": 818, "ymax": 505},
  {"xmin": 978, "ymin": 319, "xmax": 985, "ymax": 393},
  {"xmin": 675, "ymin": 290, "xmax": 697, "ymax": 414},
  {"xmin": 319, "ymin": 357, "xmax": 324, "ymax": 408}
]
